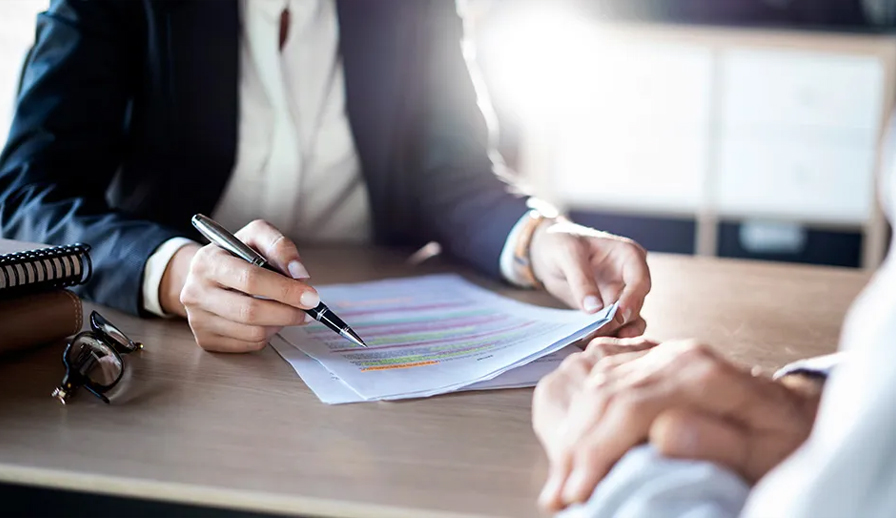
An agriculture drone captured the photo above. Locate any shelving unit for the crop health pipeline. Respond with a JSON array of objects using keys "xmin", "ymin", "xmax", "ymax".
[{"xmin": 517, "ymin": 22, "xmax": 896, "ymax": 269}]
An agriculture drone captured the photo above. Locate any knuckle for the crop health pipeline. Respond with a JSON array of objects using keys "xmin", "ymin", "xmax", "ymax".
[
  {"xmin": 270, "ymin": 234, "xmax": 292, "ymax": 257},
  {"xmin": 593, "ymin": 356, "xmax": 616, "ymax": 374},
  {"xmin": 246, "ymin": 219, "xmax": 267, "ymax": 232},
  {"xmin": 190, "ymin": 247, "xmax": 212, "ymax": 275},
  {"xmin": 536, "ymin": 371, "xmax": 565, "ymax": 395},
  {"xmin": 692, "ymin": 359, "xmax": 724, "ymax": 386},
  {"xmin": 679, "ymin": 340, "xmax": 713, "ymax": 360},
  {"xmin": 246, "ymin": 326, "xmax": 268, "ymax": 343},
  {"xmin": 237, "ymin": 219, "xmax": 269, "ymax": 240},
  {"xmin": 280, "ymin": 281, "xmax": 304, "ymax": 306},
  {"xmin": 237, "ymin": 267, "xmax": 260, "ymax": 294},
  {"xmin": 620, "ymin": 238, "xmax": 646, "ymax": 257},
  {"xmin": 239, "ymin": 299, "xmax": 262, "ymax": 323},
  {"xmin": 194, "ymin": 334, "xmax": 214, "ymax": 351},
  {"xmin": 588, "ymin": 339, "xmax": 617, "ymax": 358},
  {"xmin": 558, "ymin": 353, "xmax": 588, "ymax": 375},
  {"xmin": 676, "ymin": 343, "xmax": 725, "ymax": 383},
  {"xmin": 179, "ymin": 284, "xmax": 197, "ymax": 306}
]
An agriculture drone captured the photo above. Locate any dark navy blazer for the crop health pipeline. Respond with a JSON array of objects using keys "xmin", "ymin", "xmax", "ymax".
[{"xmin": 0, "ymin": 0, "xmax": 529, "ymax": 315}]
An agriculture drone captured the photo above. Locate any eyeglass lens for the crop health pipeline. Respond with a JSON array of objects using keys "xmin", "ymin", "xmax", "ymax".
[{"xmin": 67, "ymin": 334, "xmax": 124, "ymax": 388}]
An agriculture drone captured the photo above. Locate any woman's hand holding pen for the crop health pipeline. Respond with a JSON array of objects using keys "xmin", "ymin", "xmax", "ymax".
[{"xmin": 160, "ymin": 220, "xmax": 319, "ymax": 352}]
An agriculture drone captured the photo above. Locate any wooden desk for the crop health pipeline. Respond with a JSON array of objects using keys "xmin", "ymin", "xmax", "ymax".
[{"xmin": 0, "ymin": 248, "xmax": 871, "ymax": 518}]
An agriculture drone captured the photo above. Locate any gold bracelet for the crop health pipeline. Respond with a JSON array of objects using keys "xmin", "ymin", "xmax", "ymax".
[{"xmin": 512, "ymin": 210, "xmax": 547, "ymax": 289}]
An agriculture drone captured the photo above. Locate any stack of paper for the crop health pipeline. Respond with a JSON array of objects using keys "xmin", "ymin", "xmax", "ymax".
[{"xmin": 272, "ymin": 274, "xmax": 617, "ymax": 404}]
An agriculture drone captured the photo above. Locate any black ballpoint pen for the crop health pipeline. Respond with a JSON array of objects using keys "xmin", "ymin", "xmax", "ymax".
[{"xmin": 191, "ymin": 214, "xmax": 367, "ymax": 348}]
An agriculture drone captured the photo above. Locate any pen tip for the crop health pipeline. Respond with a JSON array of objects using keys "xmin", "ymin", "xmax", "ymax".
[{"xmin": 343, "ymin": 329, "xmax": 367, "ymax": 348}]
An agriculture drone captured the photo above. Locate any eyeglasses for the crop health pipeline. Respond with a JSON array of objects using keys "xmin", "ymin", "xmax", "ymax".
[{"xmin": 52, "ymin": 311, "xmax": 143, "ymax": 404}]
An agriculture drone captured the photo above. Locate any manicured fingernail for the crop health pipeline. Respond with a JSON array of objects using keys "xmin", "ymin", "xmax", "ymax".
[
  {"xmin": 562, "ymin": 468, "xmax": 589, "ymax": 504},
  {"xmin": 288, "ymin": 261, "xmax": 310, "ymax": 279},
  {"xmin": 583, "ymin": 295, "xmax": 601, "ymax": 313},
  {"xmin": 300, "ymin": 290, "xmax": 320, "ymax": 308}
]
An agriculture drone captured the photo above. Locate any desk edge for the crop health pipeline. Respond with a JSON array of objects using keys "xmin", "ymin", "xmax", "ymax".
[{"xmin": 0, "ymin": 463, "xmax": 486, "ymax": 518}]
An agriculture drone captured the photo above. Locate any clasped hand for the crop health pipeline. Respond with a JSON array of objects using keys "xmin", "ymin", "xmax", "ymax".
[{"xmin": 533, "ymin": 338, "xmax": 822, "ymax": 513}]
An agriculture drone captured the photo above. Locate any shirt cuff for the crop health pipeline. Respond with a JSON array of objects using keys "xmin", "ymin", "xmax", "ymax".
[
  {"xmin": 773, "ymin": 352, "xmax": 844, "ymax": 380},
  {"xmin": 499, "ymin": 212, "xmax": 536, "ymax": 288},
  {"xmin": 142, "ymin": 237, "xmax": 197, "ymax": 317}
]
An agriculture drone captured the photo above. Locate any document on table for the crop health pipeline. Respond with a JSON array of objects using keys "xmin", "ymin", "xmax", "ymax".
[
  {"xmin": 275, "ymin": 274, "xmax": 617, "ymax": 403},
  {"xmin": 271, "ymin": 336, "xmax": 580, "ymax": 404}
]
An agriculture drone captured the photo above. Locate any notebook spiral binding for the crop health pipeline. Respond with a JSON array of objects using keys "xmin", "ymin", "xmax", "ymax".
[{"xmin": 0, "ymin": 243, "xmax": 92, "ymax": 298}]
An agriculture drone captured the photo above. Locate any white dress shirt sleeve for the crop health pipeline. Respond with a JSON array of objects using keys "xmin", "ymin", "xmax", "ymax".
[
  {"xmin": 142, "ymin": 237, "xmax": 198, "ymax": 317},
  {"xmin": 558, "ymin": 445, "xmax": 749, "ymax": 518}
]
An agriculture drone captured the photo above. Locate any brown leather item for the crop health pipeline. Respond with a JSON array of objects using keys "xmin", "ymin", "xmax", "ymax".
[{"xmin": 0, "ymin": 289, "xmax": 82, "ymax": 354}]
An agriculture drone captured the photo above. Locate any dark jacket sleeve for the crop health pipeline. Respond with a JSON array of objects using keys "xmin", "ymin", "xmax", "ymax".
[
  {"xmin": 410, "ymin": 0, "xmax": 531, "ymax": 279},
  {"xmin": 0, "ymin": 0, "xmax": 180, "ymax": 315}
]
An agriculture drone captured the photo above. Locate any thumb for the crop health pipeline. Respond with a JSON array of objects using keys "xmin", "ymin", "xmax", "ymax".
[
  {"xmin": 559, "ymin": 239, "xmax": 603, "ymax": 314},
  {"xmin": 650, "ymin": 409, "xmax": 754, "ymax": 481}
]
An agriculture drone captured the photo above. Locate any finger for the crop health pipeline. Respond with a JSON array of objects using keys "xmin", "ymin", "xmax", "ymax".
[
  {"xmin": 539, "ymin": 453, "xmax": 574, "ymax": 513},
  {"xmin": 615, "ymin": 249, "xmax": 651, "ymax": 325},
  {"xmin": 236, "ymin": 219, "xmax": 310, "ymax": 279},
  {"xmin": 556, "ymin": 342, "xmax": 772, "ymax": 506},
  {"xmin": 191, "ymin": 285, "xmax": 309, "ymax": 326},
  {"xmin": 194, "ymin": 333, "xmax": 270, "ymax": 353},
  {"xmin": 585, "ymin": 335, "xmax": 658, "ymax": 359},
  {"xmin": 650, "ymin": 409, "xmax": 750, "ymax": 478},
  {"xmin": 558, "ymin": 350, "xmax": 602, "ymax": 377},
  {"xmin": 207, "ymin": 253, "xmax": 319, "ymax": 309},
  {"xmin": 541, "ymin": 276, "xmax": 579, "ymax": 310},
  {"xmin": 534, "ymin": 353, "xmax": 597, "ymax": 414},
  {"xmin": 190, "ymin": 309, "xmax": 283, "ymax": 343},
  {"xmin": 533, "ymin": 352, "xmax": 601, "ymax": 452},
  {"xmin": 560, "ymin": 389, "xmax": 664, "ymax": 506},
  {"xmin": 586, "ymin": 350, "xmax": 653, "ymax": 386},
  {"xmin": 558, "ymin": 238, "xmax": 603, "ymax": 314},
  {"xmin": 615, "ymin": 317, "xmax": 647, "ymax": 338}
]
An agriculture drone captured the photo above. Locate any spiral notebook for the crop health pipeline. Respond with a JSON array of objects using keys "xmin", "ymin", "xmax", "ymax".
[
  {"xmin": 0, "ymin": 240, "xmax": 92, "ymax": 298},
  {"xmin": 0, "ymin": 239, "xmax": 92, "ymax": 353}
]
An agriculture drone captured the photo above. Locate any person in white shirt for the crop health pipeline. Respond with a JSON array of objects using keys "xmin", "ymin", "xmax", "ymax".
[
  {"xmin": 0, "ymin": 0, "xmax": 651, "ymax": 352},
  {"xmin": 531, "ymin": 129, "xmax": 896, "ymax": 516}
]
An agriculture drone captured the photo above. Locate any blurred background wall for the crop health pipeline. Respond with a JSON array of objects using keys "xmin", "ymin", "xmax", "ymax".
[
  {"xmin": 467, "ymin": 0, "xmax": 896, "ymax": 269},
  {"xmin": 1, "ymin": 0, "xmax": 894, "ymax": 269}
]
